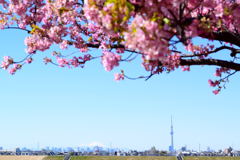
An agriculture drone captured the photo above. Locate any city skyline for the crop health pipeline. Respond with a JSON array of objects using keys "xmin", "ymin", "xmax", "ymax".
[
  {"xmin": 0, "ymin": 116, "xmax": 238, "ymax": 152},
  {"xmin": 0, "ymin": 142, "xmax": 237, "ymax": 153}
]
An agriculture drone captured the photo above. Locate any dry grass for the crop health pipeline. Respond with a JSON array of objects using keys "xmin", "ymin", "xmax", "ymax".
[
  {"xmin": 0, "ymin": 156, "xmax": 46, "ymax": 160},
  {"xmin": 43, "ymin": 156, "xmax": 64, "ymax": 160}
]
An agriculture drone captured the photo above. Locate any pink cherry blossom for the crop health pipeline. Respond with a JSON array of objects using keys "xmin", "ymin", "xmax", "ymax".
[
  {"xmin": 57, "ymin": 57, "xmax": 68, "ymax": 67},
  {"xmin": 1, "ymin": 56, "xmax": 13, "ymax": 70},
  {"xmin": 101, "ymin": 51, "xmax": 121, "ymax": 71},
  {"xmin": 25, "ymin": 57, "xmax": 33, "ymax": 64},
  {"xmin": 114, "ymin": 73, "xmax": 124, "ymax": 81},
  {"xmin": 181, "ymin": 66, "xmax": 190, "ymax": 72},
  {"xmin": 60, "ymin": 40, "xmax": 68, "ymax": 50},
  {"xmin": 208, "ymin": 80, "xmax": 220, "ymax": 87},
  {"xmin": 213, "ymin": 90, "xmax": 220, "ymax": 95},
  {"xmin": 43, "ymin": 57, "xmax": 52, "ymax": 64}
]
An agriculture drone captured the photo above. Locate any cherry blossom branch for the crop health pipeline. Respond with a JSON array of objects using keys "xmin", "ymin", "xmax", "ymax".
[
  {"xmin": 219, "ymin": 70, "xmax": 238, "ymax": 82},
  {"xmin": 14, "ymin": 54, "xmax": 32, "ymax": 64},
  {"xmin": 85, "ymin": 43, "xmax": 240, "ymax": 71},
  {"xmin": 208, "ymin": 70, "xmax": 238, "ymax": 94},
  {"xmin": 124, "ymin": 74, "xmax": 152, "ymax": 81},
  {"xmin": 3, "ymin": 26, "xmax": 31, "ymax": 33},
  {"xmin": 121, "ymin": 52, "xmax": 138, "ymax": 61}
]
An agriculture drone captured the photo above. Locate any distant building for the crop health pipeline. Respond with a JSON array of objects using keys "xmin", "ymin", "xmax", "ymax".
[
  {"xmin": 180, "ymin": 146, "xmax": 187, "ymax": 152},
  {"xmin": 224, "ymin": 147, "xmax": 233, "ymax": 156},
  {"xmin": 15, "ymin": 148, "xmax": 21, "ymax": 155},
  {"xmin": 233, "ymin": 150, "xmax": 240, "ymax": 156}
]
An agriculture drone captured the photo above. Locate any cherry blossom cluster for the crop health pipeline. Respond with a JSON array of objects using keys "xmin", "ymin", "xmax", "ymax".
[
  {"xmin": 101, "ymin": 50, "xmax": 121, "ymax": 71},
  {"xmin": 208, "ymin": 67, "xmax": 231, "ymax": 94},
  {"xmin": 186, "ymin": 43, "xmax": 215, "ymax": 58},
  {"xmin": 0, "ymin": 56, "xmax": 32, "ymax": 74},
  {"xmin": 0, "ymin": 0, "xmax": 240, "ymax": 93},
  {"xmin": 84, "ymin": 0, "xmax": 240, "ymax": 76}
]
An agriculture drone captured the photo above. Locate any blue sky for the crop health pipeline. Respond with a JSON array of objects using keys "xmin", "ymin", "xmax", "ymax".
[{"xmin": 0, "ymin": 29, "xmax": 239, "ymax": 151}]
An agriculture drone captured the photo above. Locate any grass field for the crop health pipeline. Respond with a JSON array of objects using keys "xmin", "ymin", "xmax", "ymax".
[
  {"xmin": 42, "ymin": 156, "xmax": 64, "ymax": 160},
  {"xmin": 0, "ymin": 156, "xmax": 46, "ymax": 160},
  {"xmin": 184, "ymin": 157, "xmax": 240, "ymax": 160},
  {"xmin": 70, "ymin": 156, "xmax": 176, "ymax": 160}
]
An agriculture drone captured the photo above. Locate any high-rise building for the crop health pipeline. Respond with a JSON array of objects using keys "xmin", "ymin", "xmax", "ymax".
[{"xmin": 169, "ymin": 116, "xmax": 174, "ymax": 153}]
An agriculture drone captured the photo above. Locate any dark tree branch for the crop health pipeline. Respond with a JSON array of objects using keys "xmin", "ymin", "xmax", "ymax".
[
  {"xmin": 86, "ymin": 43, "xmax": 125, "ymax": 49},
  {"xmin": 180, "ymin": 58, "xmax": 240, "ymax": 71},
  {"xmin": 4, "ymin": 26, "xmax": 31, "ymax": 33},
  {"xmin": 86, "ymin": 42, "xmax": 240, "ymax": 71},
  {"xmin": 200, "ymin": 31, "xmax": 240, "ymax": 47},
  {"xmin": 181, "ymin": 46, "xmax": 240, "ymax": 58}
]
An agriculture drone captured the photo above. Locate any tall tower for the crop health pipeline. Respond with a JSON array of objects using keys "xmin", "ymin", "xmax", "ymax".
[{"xmin": 169, "ymin": 116, "xmax": 174, "ymax": 153}]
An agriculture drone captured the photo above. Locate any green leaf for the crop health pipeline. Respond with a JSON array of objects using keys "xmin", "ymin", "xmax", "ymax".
[{"xmin": 163, "ymin": 18, "xmax": 170, "ymax": 25}]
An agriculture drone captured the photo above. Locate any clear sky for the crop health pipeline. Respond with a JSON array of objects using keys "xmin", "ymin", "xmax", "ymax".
[{"xmin": 0, "ymin": 29, "xmax": 239, "ymax": 152}]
